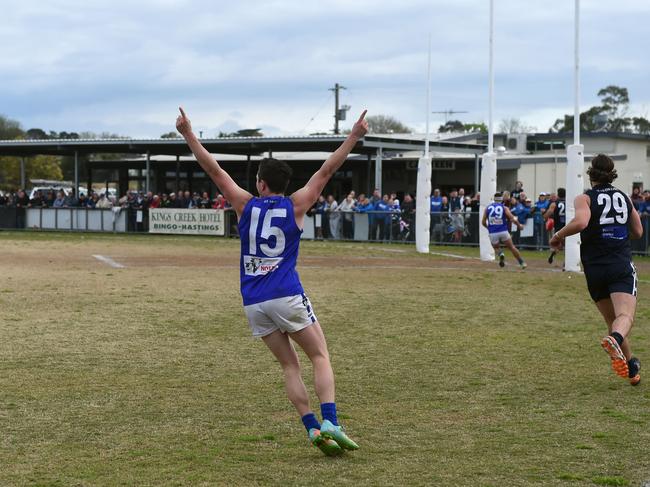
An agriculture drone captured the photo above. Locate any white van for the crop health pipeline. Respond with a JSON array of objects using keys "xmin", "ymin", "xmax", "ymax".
[{"xmin": 29, "ymin": 186, "xmax": 72, "ymax": 200}]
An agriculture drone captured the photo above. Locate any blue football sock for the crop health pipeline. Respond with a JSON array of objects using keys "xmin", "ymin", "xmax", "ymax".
[
  {"xmin": 321, "ymin": 402, "xmax": 339, "ymax": 426},
  {"xmin": 301, "ymin": 412, "xmax": 320, "ymax": 432}
]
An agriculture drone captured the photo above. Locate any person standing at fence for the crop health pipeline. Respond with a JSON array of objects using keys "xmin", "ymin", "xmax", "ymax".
[
  {"xmin": 545, "ymin": 187, "xmax": 566, "ymax": 265},
  {"xmin": 370, "ymin": 194, "xmax": 390, "ymax": 241},
  {"xmin": 96, "ymin": 192, "xmax": 113, "ymax": 209},
  {"xmin": 430, "ymin": 188, "xmax": 443, "ymax": 240},
  {"xmin": 482, "ymin": 192, "xmax": 527, "ymax": 269},
  {"xmin": 338, "ymin": 192, "xmax": 356, "ymax": 239},
  {"xmin": 367, "ymin": 189, "xmax": 381, "ymax": 240},
  {"xmin": 390, "ymin": 194, "xmax": 401, "ymax": 240},
  {"xmin": 511, "ymin": 181, "xmax": 524, "ymax": 201},
  {"xmin": 176, "ymin": 106, "xmax": 366, "ymax": 456},
  {"xmin": 401, "ymin": 193, "xmax": 415, "ymax": 241},
  {"xmin": 533, "ymin": 192, "xmax": 550, "ymax": 250},
  {"xmin": 309, "ymin": 195, "xmax": 326, "ymax": 239},
  {"xmin": 52, "ymin": 191, "xmax": 66, "ymax": 208},
  {"xmin": 326, "ymin": 195, "xmax": 340, "ymax": 239},
  {"xmin": 14, "ymin": 190, "xmax": 29, "ymax": 228},
  {"xmin": 550, "ymin": 154, "xmax": 642, "ymax": 385}
]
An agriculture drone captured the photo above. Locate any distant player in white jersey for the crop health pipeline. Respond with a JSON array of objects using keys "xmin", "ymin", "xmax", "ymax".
[
  {"xmin": 482, "ymin": 192, "xmax": 527, "ymax": 269},
  {"xmin": 176, "ymin": 107, "xmax": 368, "ymax": 456}
]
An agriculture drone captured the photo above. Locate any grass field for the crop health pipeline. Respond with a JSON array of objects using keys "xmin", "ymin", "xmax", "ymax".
[{"xmin": 1, "ymin": 231, "xmax": 649, "ymax": 486}]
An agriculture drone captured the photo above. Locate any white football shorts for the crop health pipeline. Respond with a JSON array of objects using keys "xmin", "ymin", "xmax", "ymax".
[
  {"xmin": 489, "ymin": 230, "xmax": 512, "ymax": 245},
  {"xmin": 244, "ymin": 293, "xmax": 317, "ymax": 338}
]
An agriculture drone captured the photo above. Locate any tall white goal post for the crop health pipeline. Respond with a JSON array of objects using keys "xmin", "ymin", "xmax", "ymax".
[{"xmin": 564, "ymin": 0, "xmax": 583, "ymax": 273}]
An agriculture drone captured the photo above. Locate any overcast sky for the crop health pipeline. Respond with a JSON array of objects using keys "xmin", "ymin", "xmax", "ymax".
[{"xmin": 1, "ymin": 0, "xmax": 648, "ymax": 138}]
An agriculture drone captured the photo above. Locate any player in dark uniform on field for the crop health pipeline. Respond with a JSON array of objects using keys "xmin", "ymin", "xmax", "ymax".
[
  {"xmin": 545, "ymin": 187, "xmax": 566, "ymax": 265},
  {"xmin": 550, "ymin": 155, "xmax": 643, "ymax": 385}
]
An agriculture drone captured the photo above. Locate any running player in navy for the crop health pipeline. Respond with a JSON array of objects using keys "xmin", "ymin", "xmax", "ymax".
[
  {"xmin": 482, "ymin": 192, "xmax": 527, "ymax": 269},
  {"xmin": 546, "ymin": 187, "xmax": 566, "ymax": 265},
  {"xmin": 176, "ymin": 107, "xmax": 367, "ymax": 455},
  {"xmin": 550, "ymin": 154, "xmax": 643, "ymax": 385}
]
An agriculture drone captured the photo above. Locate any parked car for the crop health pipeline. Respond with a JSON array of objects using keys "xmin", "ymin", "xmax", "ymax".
[{"xmin": 29, "ymin": 186, "xmax": 72, "ymax": 200}]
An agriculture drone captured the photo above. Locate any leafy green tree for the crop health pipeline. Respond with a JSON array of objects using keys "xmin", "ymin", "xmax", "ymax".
[
  {"xmin": 438, "ymin": 120, "xmax": 488, "ymax": 134},
  {"xmin": 365, "ymin": 115, "xmax": 411, "ymax": 134},
  {"xmin": 160, "ymin": 131, "xmax": 181, "ymax": 139},
  {"xmin": 549, "ymin": 85, "xmax": 649, "ymax": 134},
  {"xmin": 598, "ymin": 85, "xmax": 629, "ymax": 119},
  {"xmin": 632, "ymin": 117, "xmax": 650, "ymax": 135},
  {"xmin": 57, "ymin": 131, "xmax": 80, "ymax": 139},
  {"xmin": 463, "ymin": 122, "xmax": 488, "ymax": 134},
  {"xmin": 25, "ymin": 128, "xmax": 48, "ymax": 139},
  {"xmin": 0, "ymin": 115, "xmax": 24, "ymax": 139},
  {"xmin": 0, "ymin": 155, "xmax": 63, "ymax": 190},
  {"xmin": 219, "ymin": 128, "xmax": 264, "ymax": 137},
  {"xmin": 438, "ymin": 120, "xmax": 465, "ymax": 133}
]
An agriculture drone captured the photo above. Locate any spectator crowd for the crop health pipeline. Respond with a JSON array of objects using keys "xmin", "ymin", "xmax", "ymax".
[
  {"xmin": 2, "ymin": 181, "xmax": 650, "ymax": 251},
  {"xmin": 0, "ymin": 188, "xmax": 232, "ymax": 211}
]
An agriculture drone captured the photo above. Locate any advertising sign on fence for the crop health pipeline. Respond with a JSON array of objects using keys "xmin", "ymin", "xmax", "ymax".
[{"xmin": 149, "ymin": 208, "xmax": 225, "ymax": 236}]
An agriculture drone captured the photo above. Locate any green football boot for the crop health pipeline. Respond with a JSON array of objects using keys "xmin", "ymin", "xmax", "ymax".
[
  {"xmin": 308, "ymin": 428, "xmax": 342, "ymax": 456},
  {"xmin": 319, "ymin": 420, "xmax": 359, "ymax": 451}
]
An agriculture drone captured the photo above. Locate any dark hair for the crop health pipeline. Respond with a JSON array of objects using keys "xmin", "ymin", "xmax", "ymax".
[
  {"xmin": 557, "ymin": 187, "xmax": 566, "ymax": 198},
  {"xmin": 587, "ymin": 154, "xmax": 617, "ymax": 184},
  {"xmin": 257, "ymin": 158, "xmax": 292, "ymax": 193}
]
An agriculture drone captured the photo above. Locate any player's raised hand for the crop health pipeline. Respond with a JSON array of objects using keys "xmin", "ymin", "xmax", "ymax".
[
  {"xmin": 351, "ymin": 110, "xmax": 368, "ymax": 138},
  {"xmin": 176, "ymin": 107, "xmax": 192, "ymax": 136}
]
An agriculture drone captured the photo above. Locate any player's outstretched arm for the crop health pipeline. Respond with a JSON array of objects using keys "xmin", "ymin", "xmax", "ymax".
[
  {"xmin": 176, "ymin": 107, "xmax": 252, "ymax": 217},
  {"xmin": 481, "ymin": 208, "xmax": 489, "ymax": 228},
  {"xmin": 291, "ymin": 110, "xmax": 368, "ymax": 218},
  {"xmin": 505, "ymin": 207, "xmax": 523, "ymax": 230}
]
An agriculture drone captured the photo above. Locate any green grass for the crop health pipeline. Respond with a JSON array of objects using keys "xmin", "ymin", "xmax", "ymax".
[{"xmin": 1, "ymin": 231, "xmax": 650, "ymax": 486}]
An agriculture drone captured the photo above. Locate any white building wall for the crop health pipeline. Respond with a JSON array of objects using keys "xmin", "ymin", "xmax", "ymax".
[
  {"xmin": 513, "ymin": 136, "xmax": 650, "ymax": 199},
  {"xmin": 612, "ymin": 139, "xmax": 649, "ymax": 193},
  {"xmin": 516, "ymin": 159, "xmax": 567, "ymax": 197}
]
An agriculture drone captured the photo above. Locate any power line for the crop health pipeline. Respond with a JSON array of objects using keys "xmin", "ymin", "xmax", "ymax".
[{"xmin": 300, "ymin": 92, "xmax": 334, "ymax": 134}]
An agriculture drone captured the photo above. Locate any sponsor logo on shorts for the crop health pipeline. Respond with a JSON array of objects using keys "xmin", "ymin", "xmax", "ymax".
[
  {"xmin": 301, "ymin": 293, "xmax": 316, "ymax": 323},
  {"xmin": 244, "ymin": 255, "xmax": 283, "ymax": 276}
]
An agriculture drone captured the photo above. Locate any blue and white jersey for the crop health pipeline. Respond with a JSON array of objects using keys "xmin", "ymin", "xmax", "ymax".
[
  {"xmin": 238, "ymin": 196, "xmax": 304, "ymax": 306},
  {"xmin": 430, "ymin": 196, "xmax": 442, "ymax": 213},
  {"xmin": 486, "ymin": 202, "xmax": 509, "ymax": 234}
]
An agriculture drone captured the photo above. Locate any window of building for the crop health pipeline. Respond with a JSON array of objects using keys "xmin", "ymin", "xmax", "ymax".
[{"xmin": 526, "ymin": 140, "xmax": 565, "ymax": 152}]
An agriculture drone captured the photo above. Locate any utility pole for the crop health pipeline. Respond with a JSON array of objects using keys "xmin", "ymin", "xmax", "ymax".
[{"xmin": 329, "ymin": 83, "xmax": 350, "ymax": 134}]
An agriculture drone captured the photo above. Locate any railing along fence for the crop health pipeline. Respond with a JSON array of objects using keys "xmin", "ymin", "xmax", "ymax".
[{"xmin": 2, "ymin": 207, "xmax": 649, "ymax": 256}]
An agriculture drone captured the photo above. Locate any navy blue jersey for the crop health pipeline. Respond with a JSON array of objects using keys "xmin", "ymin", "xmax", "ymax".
[
  {"xmin": 238, "ymin": 196, "xmax": 304, "ymax": 305},
  {"xmin": 553, "ymin": 199, "xmax": 566, "ymax": 230},
  {"xmin": 486, "ymin": 202, "xmax": 509, "ymax": 234},
  {"xmin": 580, "ymin": 184, "xmax": 632, "ymax": 266}
]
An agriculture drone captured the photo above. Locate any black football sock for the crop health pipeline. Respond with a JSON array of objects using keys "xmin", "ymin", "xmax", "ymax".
[{"xmin": 611, "ymin": 331, "xmax": 624, "ymax": 346}]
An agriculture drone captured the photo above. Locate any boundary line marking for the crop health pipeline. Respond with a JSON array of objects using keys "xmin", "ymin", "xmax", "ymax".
[
  {"xmin": 92, "ymin": 255, "xmax": 126, "ymax": 269},
  {"xmin": 429, "ymin": 251, "xmax": 482, "ymax": 260}
]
